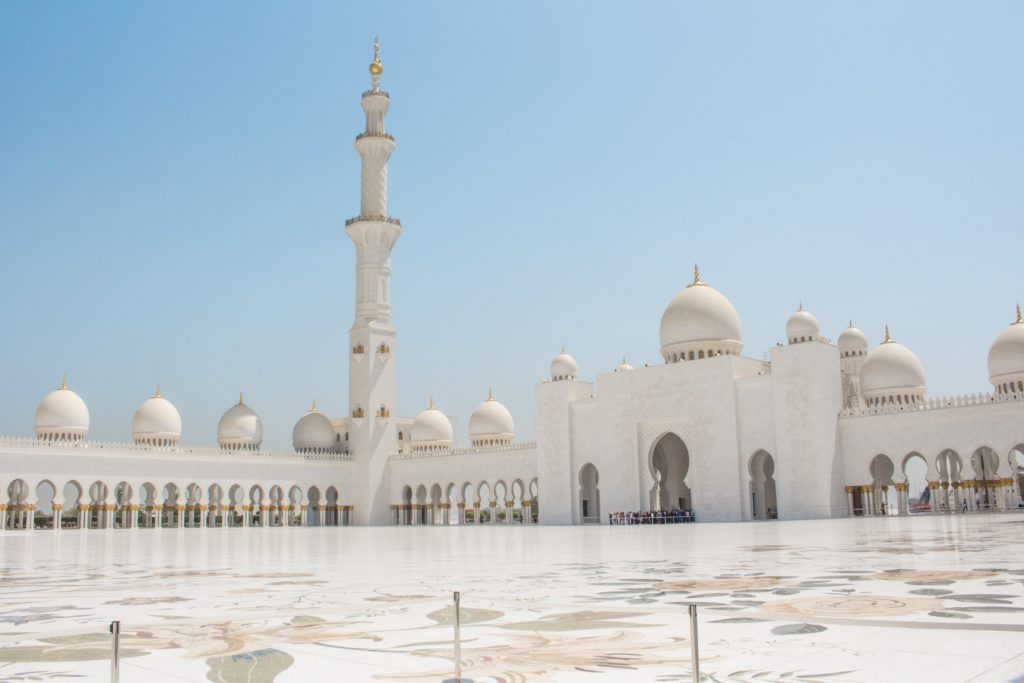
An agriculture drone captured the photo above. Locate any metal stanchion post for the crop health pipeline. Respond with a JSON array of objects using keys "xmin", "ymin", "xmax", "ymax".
[
  {"xmin": 688, "ymin": 604, "xmax": 700, "ymax": 682},
  {"xmin": 443, "ymin": 591, "xmax": 472, "ymax": 683},
  {"xmin": 109, "ymin": 620, "xmax": 120, "ymax": 683}
]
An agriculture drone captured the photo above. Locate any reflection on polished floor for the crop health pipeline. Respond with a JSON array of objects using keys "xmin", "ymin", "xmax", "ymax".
[{"xmin": 1, "ymin": 514, "xmax": 1023, "ymax": 682}]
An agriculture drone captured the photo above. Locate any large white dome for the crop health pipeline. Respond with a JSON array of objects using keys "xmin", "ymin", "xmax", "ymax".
[
  {"xmin": 469, "ymin": 391, "xmax": 514, "ymax": 446},
  {"xmin": 131, "ymin": 387, "xmax": 182, "ymax": 446},
  {"xmin": 988, "ymin": 306, "xmax": 1024, "ymax": 394},
  {"xmin": 35, "ymin": 377, "xmax": 89, "ymax": 442},
  {"xmin": 292, "ymin": 401, "xmax": 336, "ymax": 452},
  {"xmin": 550, "ymin": 349, "xmax": 578, "ymax": 381},
  {"xmin": 860, "ymin": 328, "xmax": 926, "ymax": 406},
  {"xmin": 217, "ymin": 394, "xmax": 263, "ymax": 450},
  {"xmin": 786, "ymin": 305, "xmax": 819, "ymax": 344},
  {"xmin": 410, "ymin": 399, "xmax": 453, "ymax": 451},
  {"xmin": 838, "ymin": 322, "xmax": 869, "ymax": 357},
  {"xmin": 660, "ymin": 267, "xmax": 742, "ymax": 362}
]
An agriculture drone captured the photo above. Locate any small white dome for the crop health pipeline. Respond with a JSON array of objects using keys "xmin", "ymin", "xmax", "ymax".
[
  {"xmin": 988, "ymin": 306, "xmax": 1024, "ymax": 393},
  {"xmin": 615, "ymin": 357, "xmax": 634, "ymax": 372},
  {"xmin": 35, "ymin": 377, "xmax": 89, "ymax": 442},
  {"xmin": 838, "ymin": 322, "xmax": 869, "ymax": 357},
  {"xmin": 292, "ymin": 401, "xmax": 336, "ymax": 452},
  {"xmin": 660, "ymin": 267, "xmax": 743, "ymax": 362},
  {"xmin": 469, "ymin": 391, "xmax": 514, "ymax": 446},
  {"xmin": 411, "ymin": 399, "xmax": 453, "ymax": 451},
  {"xmin": 551, "ymin": 349, "xmax": 578, "ymax": 381},
  {"xmin": 131, "ymin": 387, "xmax": 182, "ymax": 446},
  {"xmin": 786, "ymin": 305, "xmax": 819, "ymax": 344},
  {"xmin": 217, "ymin": 394, "xmax": 263, "ymax": 450},
  {"xmin": 860, "ymin": 328, "xmax": 926, "ymax": 406}
]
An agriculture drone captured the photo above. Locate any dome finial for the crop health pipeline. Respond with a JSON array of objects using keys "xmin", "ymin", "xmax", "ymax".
[
  {"xmin": 1016, "ymin": 303, "xmax": 1022, "ymax": 325},
  {"xmin": 487, "ymin": 387, "xmax": 493, "ymax": 401},
  {"xmin": 849, "ymin": 319, "xmax": 854, "ymax": 328},
  {"xmin": 883, "ymin": 324, "xmax": 893, "ymax": 344},
  {"xmin": 369, "ymin": 35, "xmax": 383, "ymax": 77},
  {"xmin": 155, "ymin": 384, "xmax": 161, "ymax": 399},
  {"xmin": 61, "ymin": 374, "xmax": 68, "ymax": 391},
  {"xmin": 798, "ymin": 300, "xmax": 804, "ymax": 311},
  {"xmin": 688, "ymin": 263, "xmax": 706, "ymax": 288},
  {"xmin": 311, "ymin": 398, "xmax": 318, "ymax": 413},
  {"xmin": 239, "ymin": 392, "xmax": 245, "ymax": 406},
  {"xmin": 428, "ymin": 396, "xmax": 435, "ymax": 410}
]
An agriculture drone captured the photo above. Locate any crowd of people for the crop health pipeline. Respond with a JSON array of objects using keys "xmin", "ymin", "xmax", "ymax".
[{"xmin": 609, "ymin": 509, "xmax": 695, "ymax": 524}]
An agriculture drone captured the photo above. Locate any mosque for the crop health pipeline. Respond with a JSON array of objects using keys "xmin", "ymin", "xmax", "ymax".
[{"xmin": 2, "ymin": 43, "xmax": 1023, "ymax": 531}]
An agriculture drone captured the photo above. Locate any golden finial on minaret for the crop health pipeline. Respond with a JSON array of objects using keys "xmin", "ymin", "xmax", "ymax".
[
  {"xmin": 61, "ymin": 374, "xmax": 68, "ymax": 390},
  {"xmin": 369, "ymin": 36, "xmax": 383, "ymax": 76},
  {"xmin": 883, "ymin": 325, "xmax": 892, "ymax": 344},
  {"xmin": 155, "ymin": 384, "xmax": 161, "ymax": 399},
  {"xmin": 239, "ymin": 392, "xmax": 245, "ymax": 405}
]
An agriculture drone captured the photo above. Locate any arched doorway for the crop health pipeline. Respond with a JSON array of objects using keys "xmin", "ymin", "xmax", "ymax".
[
  {"xmin": 869, "ymin": 454, "xmax": 896, "ymax": 516},
  {"xmin": 749, "ymin": 450, "xmax": 778, "ymax": 520},
  {"xmin": 902, "ymin": 453, "xmax": 930, "ymax": 513},
  {"xmin": 971, "ymin": 447, "xmax": 1000, "ymax": 510},
  {"xmin": 935, "ymin": 449, "xmax": 963, "ymax": 514},
  {"xmin": 650, "ymin": 433, "xmax": 691, "ymax": 513},
  {"xmin": 578, "ymin": 463, "xmax": 600, "ymax": 523},
  {"xmin": 1010, "ymin": 445, "xmax": 1024, "ymax": 509}
]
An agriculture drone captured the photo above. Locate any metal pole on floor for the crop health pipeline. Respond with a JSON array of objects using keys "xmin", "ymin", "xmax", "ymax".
[
  {"xmin": 109, "ymin": 620, "xmax": 120, "ymax": 683},
  {"xmin": 443, "ymin": 591, "xmax": 472, "ymax": 683},
  {"xmin": 688, "ymin": 604, "xmax": 700, "ymax": 682}
]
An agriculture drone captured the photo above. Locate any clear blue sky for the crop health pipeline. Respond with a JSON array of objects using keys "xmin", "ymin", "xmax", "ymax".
[{"xmin": 1, "ymin": 2, "xmax": 1022, "ymax": 450}]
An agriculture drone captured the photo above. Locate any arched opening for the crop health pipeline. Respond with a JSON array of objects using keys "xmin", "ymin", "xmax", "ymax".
[
  {"xmin": 5, "ymin": 480, "xmax": 30, "ymax": 529},
  {"xmin": 88, "ymin": 481, "xmax": 109, "ymax": 529},
  {"xmin": 460, "ymin": 482, "xmax": 475, "ymax": 523},
  {"xmin": 208, "ymin": 484, "xmax": 224, "ymax": 527},
  {"xmin": 528, "ymin": 477, "xmax": 539, "ymax": 523},
  {"xmin": 511, "ymin": 479, "xmax": 525, "ymax": 524},
  {"xmin": 477, "ymin": 482, "xmax": 491, "ymax": 524},
  {"xmin": 114, "ymin": 481, "xmax": 133, "ymax": 528},
  {"xmin": 185, "ymin": 483, "xmax": 203, "ymax": 528},
  {"xmin": 902, "ymin": 453, "xmax": 930, "ymax": 513},
  {"xmin": 494, "ymin": 481, "xmax": 508, "ymax": 524},
  {"xmin": 1010, "ymin": 445, "xmax": 1024, "ymax": 509},
  {"xmin": 935, "ymin": 449, "xmax": 963, "ymax": 514},
  {"xmin": 140, "ymin": 482, "xmax": 157, "ymax": 528},
  {"xmin": 325, "ymin": 486, "xmax": 339, "ymax": 526},
  {"xmin": 650, "ymin": 433, "xmax": 691, "ymax": 513},
  {"xmin": 869, "ymin": 454, "xmax": 895, "ymax": 516},
  {"xmin": 34, "ymin": 480, "xmax": 56, "ymax": 529},
  {"xmin": 61, "ymin": 481, "xmax": 83, "ymax": 529},
  {"xmin": 430, "ymin": 484, "xmax": 443, "ymax": 525},
  {"xmin": 249, "ymin": 485, "xmax": 265, "ymax": 527},
  {"xmin": 748, "ymin": 450, "xmax": 778, "ymax": 520},
  {"xmin": 415, "ymin": 484, "xmax": 427, "ymax": 525},
  {"xmin": 971, "ymin": 446, "xmax": 1001, "ymax": 510},
  {"xmin": 400, "ymin": 485, "xmax": 413, "ymax": 525},
  {"xmin": 578, "ymin": 463, "xmax": 600, "ymax": 523},
  {"xmin": 307, "ymin": 486, "xmax": 321, "ymax": 526}
]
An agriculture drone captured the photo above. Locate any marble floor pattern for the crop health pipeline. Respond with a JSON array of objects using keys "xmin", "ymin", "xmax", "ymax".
[{"xmin": 1, "ymin": 515, "xmax": 1023, "ymax": 682}]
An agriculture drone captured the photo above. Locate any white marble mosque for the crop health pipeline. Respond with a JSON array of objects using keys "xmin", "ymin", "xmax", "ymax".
[{"xmin": 3, "ymin": 41, "xmax": 1024, "ymax": 536}]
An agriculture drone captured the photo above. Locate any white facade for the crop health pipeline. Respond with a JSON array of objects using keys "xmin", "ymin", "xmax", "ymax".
[{"xmin": 4, "ymin": 46, "xmax": 1024, "ymax": 532}]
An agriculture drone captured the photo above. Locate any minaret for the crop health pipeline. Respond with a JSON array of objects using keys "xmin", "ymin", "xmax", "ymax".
[{"xmin": 346, "ymin": 37, "xmax": 401, "ymax": 525}]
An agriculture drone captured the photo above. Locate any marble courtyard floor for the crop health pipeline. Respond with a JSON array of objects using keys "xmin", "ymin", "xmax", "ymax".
[{"xmin": 1, "ymin": 515, "xmax": 1023, "ymax": 682}]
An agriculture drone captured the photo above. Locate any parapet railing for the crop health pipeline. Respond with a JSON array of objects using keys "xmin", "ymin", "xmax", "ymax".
[
  {"xmin": 389, "ymin": 440, "xmax": 538, "ymax": 461},
  {"xmin": 0, "ymin": 436, "xmax": 355, "ymax": 462},
  {"xmin": 355, "ymin": 131, "xmax": 395, "ymax": 142},
  {"xmin": 840, "ymin": 390, "xmax": 1023, "ymax": 418},
  {"xmin": 344, "ymin": 214, "xmax": 402, "ymax": 227}
]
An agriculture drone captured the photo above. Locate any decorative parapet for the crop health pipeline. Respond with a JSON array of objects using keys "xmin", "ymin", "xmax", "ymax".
[
  {"xmin": 388, "ymin": 441, "xmax": 537, "ymax": 462},
  {"xmin": 345, "ymin": 215, "xmax": 402, "ymax": 227},
  {"xmin": 0, "ymin": 436, "xmax": 355, "ymax": 462},
  {"xmin": 839, "ymin": 390, "xmax": 1023, "ymax": 419},
  {"xmin": 355, "ymin": 131, "xmax": 395, "ymax": 142}
]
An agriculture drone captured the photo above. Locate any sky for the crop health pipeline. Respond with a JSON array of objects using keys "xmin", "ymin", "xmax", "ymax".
[{"xmin": 1, "ymin": 2, "xmax": 1022, "ymax": 451}]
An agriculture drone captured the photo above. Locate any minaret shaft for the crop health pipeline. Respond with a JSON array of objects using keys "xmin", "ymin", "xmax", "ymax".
[{"xmin": 345, "ymin": 40, "xmax": 401, "ymax": 524}]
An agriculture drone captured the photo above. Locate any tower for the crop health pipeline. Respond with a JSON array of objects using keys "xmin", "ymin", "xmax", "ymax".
[{"xmin": 346, "ymin": 38, "xmax": 401, "ymax": 524}]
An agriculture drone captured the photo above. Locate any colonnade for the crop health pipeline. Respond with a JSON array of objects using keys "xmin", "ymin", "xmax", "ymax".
[
  {"xmin": 391, "ymin": 499, "xmax": 538, "ymax": 525},
  {"xmin": 846, "ymin": 478, "xmax": 1020, "ymax": 517}
]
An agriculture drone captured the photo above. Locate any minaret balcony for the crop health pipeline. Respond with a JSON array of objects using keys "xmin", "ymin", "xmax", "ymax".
[
  {"xmin": 356, "ymin": 131, "xmax": 395, "ymax": 142},
  {"xmin": 362, "ymin": 89, "xmax": 390, "ymax": 99},
  {"xmin": 345, "ymin": 215, "xmax": 402, "ymax": 227}
]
